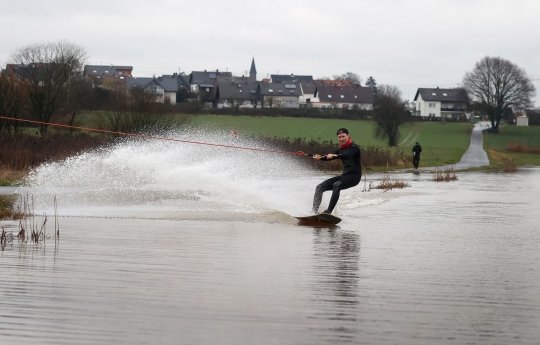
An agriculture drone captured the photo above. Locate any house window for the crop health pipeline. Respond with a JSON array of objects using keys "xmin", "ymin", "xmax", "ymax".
[
  {"xmin": 250, "ymin": 90, "xmax": 256, "ymax": 94},
  {"xmin": 328, "ymin": 95, "xmax": 332, "ymax": 98},
  {"xmin": 239, "ymin": 90, "xmax": 242, "ymax": 93},
  {"xmin": 269, "ymin": 89, "xmax": 273, "ymax": 93},
  {"xmin": 206, "ymin": 88, "xmax": 209, "ymax": 92},
  {"xmin": 429, "ymin": 113, "xmax": 436, "ymax": 116},
  {"xmin": 340, "ymin": 95, "xmax": 344, "ymax": 98},
  {"xmin": 290, "ymin": 90, "xmax": 294, "ymax": 94},
  {"xmin": 429, "ymin": 103, "xmax": 436, "ymax": 108},
  {"xmin": 432, "ymin": 93, "xmax": 436, "ymax": 96},
  {"xmin": 443, "ymin": 93, "xmax": 447, "ymax": 96}
]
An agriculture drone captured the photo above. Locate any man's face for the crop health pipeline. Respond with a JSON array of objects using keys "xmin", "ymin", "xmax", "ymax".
[{"xmin": 337, "ymin": 133, "xmax": 350, "ymax": 145}]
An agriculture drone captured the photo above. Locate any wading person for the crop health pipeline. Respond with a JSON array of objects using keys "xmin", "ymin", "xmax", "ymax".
[
  {"xmin": 302, "ymin": 128, "xmax": 362, "ymax": 215},
  {"xmin": 412, "ymin": 142, "xmax": 422, "ymax": 169}
]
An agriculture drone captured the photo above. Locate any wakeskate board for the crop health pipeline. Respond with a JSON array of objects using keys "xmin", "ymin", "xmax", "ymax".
[{"xmin": 295, "ymin": 213, "xmax": 342, "ymax": 225}]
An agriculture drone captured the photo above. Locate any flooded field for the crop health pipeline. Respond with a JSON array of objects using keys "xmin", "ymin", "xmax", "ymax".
[{"xmin": 1, "ymin": 136, "xmax": 539, "ymax": 344}]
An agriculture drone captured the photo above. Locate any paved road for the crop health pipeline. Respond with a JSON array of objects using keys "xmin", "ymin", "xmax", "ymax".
[{"xmin": 417, "ymin": 122, "xmax": 490, "ymax": 172}]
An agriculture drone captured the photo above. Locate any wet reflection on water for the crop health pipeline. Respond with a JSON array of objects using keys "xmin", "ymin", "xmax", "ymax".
[
  {"xmin": 309, "ymin": 229, "xmax": 361, "ymax": 342},
  {"xmin": 1, "ymin": 167, "xmax": 540, "ymax": 344}
]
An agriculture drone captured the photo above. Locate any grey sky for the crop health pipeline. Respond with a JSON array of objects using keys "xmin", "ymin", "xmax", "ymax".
[{"xmin": 1, "ymin": 0, "xmax": 538, "ymax": 106}]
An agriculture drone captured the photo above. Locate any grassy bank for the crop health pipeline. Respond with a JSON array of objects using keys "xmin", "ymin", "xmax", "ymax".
[
  {"xmin": 484, "ymin": 125, "xmax": 540, "ymax": 167},
  {"xmin": 191, "ymin": 115, "xmax": 473, "ymax": 168}
]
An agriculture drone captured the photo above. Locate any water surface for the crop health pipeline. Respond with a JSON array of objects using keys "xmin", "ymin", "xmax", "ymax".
[{"xmin": 1, "ymin": 136, "xmax": 539, "ymax": 344}]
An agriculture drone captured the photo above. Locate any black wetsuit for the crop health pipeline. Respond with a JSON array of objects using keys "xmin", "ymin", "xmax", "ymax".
[
  {"xmin": 412, "ymin": 144, "xmax": 422, "ymax": 169},
  {"xmin": 312, "ymin": 143, "xmax": 362, "ymax": 214}
]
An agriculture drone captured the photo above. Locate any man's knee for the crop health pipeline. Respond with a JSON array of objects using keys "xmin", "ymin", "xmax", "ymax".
[{"xmin": 332, "ymin": 181, "xmax": 342, "ymax": 191}]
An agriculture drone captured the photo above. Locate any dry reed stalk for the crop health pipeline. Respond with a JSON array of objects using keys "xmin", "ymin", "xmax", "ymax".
[
  {"xmin": 7, "ymin": 194, "xmax": 60, "ymax": 246},
  {"xmin": 373, "ymin": 164, "xmax": 411, "ymax": 191},
  {"xmin": 432, "ymin": 167, "xmax": 458, "ymax": 182},
  {"xmin": 1, "ymin": 227, "xmax": 6, "ymax": 251},
  {"xmin": 502, "ymin": 158, "xmax": 517, "ymax": 173}
]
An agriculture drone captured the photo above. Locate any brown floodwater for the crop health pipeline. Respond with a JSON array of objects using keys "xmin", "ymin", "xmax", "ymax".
[{"xmin": 1, "ymin": 167, "xmax": 539, "ymax": 344}]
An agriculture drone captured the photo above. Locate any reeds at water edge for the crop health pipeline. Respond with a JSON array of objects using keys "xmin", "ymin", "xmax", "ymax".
[
  {"xmin": 432, "ymin": 167, "xmax": 458, "ymax": 182},
  {"xmin": 502, "ymin": 158, "xmax": 517, "ymax": 173},
  {"xmin": 1, "ymin": 194, "xmax": 60, "ymax": 251},
  {"xmin": 372, "ymin": 164, "xmax": 411, "ymax": 191}
]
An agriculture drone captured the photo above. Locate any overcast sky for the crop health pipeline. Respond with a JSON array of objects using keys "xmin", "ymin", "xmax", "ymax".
[{"xmin": 1, "ymin": 0, "xmax": 538, "ymax": 106}]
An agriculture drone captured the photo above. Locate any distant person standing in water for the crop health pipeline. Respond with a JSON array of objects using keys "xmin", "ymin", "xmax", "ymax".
[
  {"xmin": 297, "ymin": 128, "xmax": 361, "ymax": 215},
  {"xmin": 412, "ymin": 142, "xmax": 422, "ymax": 169}
]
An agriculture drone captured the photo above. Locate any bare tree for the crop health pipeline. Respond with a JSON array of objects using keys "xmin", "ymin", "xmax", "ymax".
[
  {"xmin": 265, "ymin": 96, "xmax": 275, "ymax": 108},
  {"xmin": 372, "ymin": 85, "xmax": 411, "ymax": 147},
  {"xmin": 332, "ymin": 72, "xmax": 362, "ymax": 85},
  {"xmin": 463, "ymin": 56, "xmax": 536, "ymax": 133},
  {"xmin": 224, "ymin": 98, "xmax": 245, "ymax": 113},
  {"xmin": 0, "ymin": 74, "xmax": 25, "ymax": 133},
  {"xmin": 250, "ymin": 98, "xmax": 259, "ymax": 108},
  {"xmin": 103, "ymin": 89, "xmax": 182, "ymax": 134},
  {"xmin": 9, "ymin": 40, "xmax": 87, "ymax": 136},
  {"xmin": 61, "ymin": 78, "xmax": 94, "ymax": 132}
]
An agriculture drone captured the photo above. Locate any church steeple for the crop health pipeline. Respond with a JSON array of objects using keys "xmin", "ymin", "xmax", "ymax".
[{"xmin": 249, "ymin": 57, "xmax": 257, "ymax": 81}]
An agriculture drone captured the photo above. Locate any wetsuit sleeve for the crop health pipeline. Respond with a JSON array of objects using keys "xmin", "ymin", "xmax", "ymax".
[
  {"xmin": 320, "ymin": 149, "xmax": 341, "ymax": 161},
  {"xmin": 336, "ymin": 145, "xmax": 359, "ymax": 159}
]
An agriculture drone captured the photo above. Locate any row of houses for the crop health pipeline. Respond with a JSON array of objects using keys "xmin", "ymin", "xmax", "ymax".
[
  {"xmin": 81, "ymin": 59, "xmax": 376, "ymax": 110},
  {"xmin": 2, "ymin": 58, "xmax": 470, "ymax": 119}
]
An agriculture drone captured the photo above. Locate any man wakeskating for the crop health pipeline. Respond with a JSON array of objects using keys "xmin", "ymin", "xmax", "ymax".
[{"xmin": 306, "ymin": 128, "xmax": 362, "ymax": 215}]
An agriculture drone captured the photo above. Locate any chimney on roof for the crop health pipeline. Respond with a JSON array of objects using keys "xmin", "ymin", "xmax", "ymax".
[
  {"xmin": 291, "ymin": 73, "xmax": 294, "ymax": 77},
  {"xmin": 437, "ymin": 86, "xmax": 439, "ymax": 90}
]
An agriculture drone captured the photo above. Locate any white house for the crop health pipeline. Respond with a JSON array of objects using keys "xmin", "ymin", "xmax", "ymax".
[
  {"xmin": 259, "ymin": 82, "xmax": 301, "ymax": 108},
  {"xmin": 414, "ymin": 87, "xmax": 468, "ymax": 120},
  {"xmin": 312, "ymin": 84, "xmax": 374, "ymax": 110},
  {"xmin": 126, "ymin": 74, "xmax": 189, "ymax": 103},
  {"xmin": 299, "ymin": 82, "xmax": 318, "ymax": 106}
]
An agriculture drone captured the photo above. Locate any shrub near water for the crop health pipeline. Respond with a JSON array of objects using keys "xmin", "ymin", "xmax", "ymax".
[
  {"xmin": 506, "ymin": 141, "xmax": 540, "ymax": 155},
  {"xmin": 258, "ymin": 136, "xmax": 407, "ymax": 170},
  {"xmin": 0, "ymin": 133, "xmax": 106, "ymax": 171},
  {"xmin": 0, "ymin": 194, "xmax": 23, "ymax": 220}
]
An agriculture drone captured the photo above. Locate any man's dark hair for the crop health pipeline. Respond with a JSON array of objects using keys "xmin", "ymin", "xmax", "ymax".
[{"xmin": 337, "ymin": 128, "xmax": 349, "ymax": 135}]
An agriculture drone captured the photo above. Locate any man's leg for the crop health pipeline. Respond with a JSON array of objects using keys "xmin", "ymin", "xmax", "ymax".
[
  {"xmin": 325, "ymin": 174, "xmax": 361, "ymax": 214},
  {"xmin": 312, "ymin": 176, "xmax": 341, "ymax": 213}
]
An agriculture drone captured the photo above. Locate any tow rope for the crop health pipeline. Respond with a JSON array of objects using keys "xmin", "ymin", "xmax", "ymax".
[{"xmin": 0, "ymin": 115, "xmax": 307, "ymax": 156}]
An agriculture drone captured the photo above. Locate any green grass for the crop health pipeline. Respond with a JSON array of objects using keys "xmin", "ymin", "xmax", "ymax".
[
  {"xmin": 190, "ymin": 115, "xmax": 473, "ymax": 167},
  {"xmin": 484, "ymin": 125, "xmax": 540, "ymax": 166},
  {"xmin": 191, "ymin": 115, "xmax": 388, "ymax": 145}
]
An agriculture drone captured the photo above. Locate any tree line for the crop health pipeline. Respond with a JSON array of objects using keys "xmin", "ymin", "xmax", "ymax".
[{"xmin": 1, "ymin": 40, "xmax": 536, "ymax": 145}]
